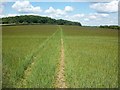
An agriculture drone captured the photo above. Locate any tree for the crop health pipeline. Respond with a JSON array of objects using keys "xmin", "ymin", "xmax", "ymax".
[{"xmin": 2, "ymin": 15, "xmax": 82, "ymax": 26}]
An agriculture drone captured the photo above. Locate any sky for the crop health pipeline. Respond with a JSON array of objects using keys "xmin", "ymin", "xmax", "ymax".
[{"xmin": 0, "ymin": 0, "xmax": 119, "ymax": 26}]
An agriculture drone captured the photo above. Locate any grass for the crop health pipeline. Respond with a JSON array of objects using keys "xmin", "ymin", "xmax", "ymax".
[
  {"xmin": 2, "ymin": 25, "xmax": 118, "ymax": 88},
  {"xmin": 19, "ymin": 30, "xmax": 61, "ymax": 88},
  {"xmin": 62, "ymin": 26, "xmax": 118, "ymax": 88},
  {"xmin": 2, "ymin": 25, "xmax": 58, "ymax": 88}
]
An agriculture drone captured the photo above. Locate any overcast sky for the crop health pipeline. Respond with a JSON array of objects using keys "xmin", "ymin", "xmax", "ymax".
[{"xmin": 0, "ymin": 0, "xmax": 119, "ymax": 26}]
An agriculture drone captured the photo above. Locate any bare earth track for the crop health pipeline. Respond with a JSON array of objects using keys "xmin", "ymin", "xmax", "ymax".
[{"xmin": 55, "ymin": 38, "xmax": 67, "ymax": 88}]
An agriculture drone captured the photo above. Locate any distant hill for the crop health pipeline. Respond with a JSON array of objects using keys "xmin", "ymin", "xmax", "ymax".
[{"xmin": 1, "ymin": 15, "xmax": 82, "ymax": 26}]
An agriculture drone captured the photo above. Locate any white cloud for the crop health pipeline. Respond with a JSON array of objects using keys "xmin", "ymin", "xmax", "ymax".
[
  {"xmin": 45, "ymin": 6, "xmax": 73, "ymax": 18},
  {"xmin": 82, "ymin": 13, "xmax": 117, "ymax": 26},
  {"xmin": 0, "ymin": 3, "xmax": 4, "ymax": 15},
  {"xmin": 0, "ymin": 15, "xmax": 5, "ymax": 18},
  {"xmin": 0, "ymin": 8, "xmax": 3, "ymax": 15},
  {"xmin": 44, "ymin": 5, "xmax": 111, "ymax": 26},
  {"xmin": 56, "ymin": 9, "xmax": 66, "ymax": 15},
  {"xmin": 84, "ymin": 18, "xmax": 89, "ymax": 21},
  {"xmin": 61, "ymin": 12, "xmax": 112, "ymax": 26},
  {"xmin": 7, "ymin": 14, "xmax": 19, "ymax": 17},
  {"xmin": 90, "ymin": 0, "xmax": 118, "ymax": 13},
  {"xmin": 12, "ymin": 1, "xmax": 42, "ymax": 13},
  {"xmin": 0, "ymin": 13, "xmax": 41, "ymax": 18},
  {"xmin": 46, "ymin": 11, "xmax": 112, "ymax": 26},
  {"xmin": 87, "ymin": 13, "xmax": 109, "ymax": 20},
  {"xmin": 45, "ymin": 7, "xmax": 55, "ymax": 13},
  {"xmin": 45, "ymin": 7, "xmax": 66, "ymax": 16},
  {"xmin": 72, "ymin": 14, "xmax": 84, "ymax": 18},
  {"xmin": 64, "ymin": 14, "xmax": 84, "ymax": 21},
  {"xmin": 64, "ymin": 6, "xmax": 74, "ymax": 12},
  {"xmin": 64, "ymin": 13, "xmax": 109, "ymax": 22}
]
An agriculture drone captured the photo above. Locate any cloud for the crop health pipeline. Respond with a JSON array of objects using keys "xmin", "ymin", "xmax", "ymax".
[
  {"xmin": 12, "ymin": 1, "xmax": 42, "ymax": 13},
  {"xmin": 45, "ymin": 7, "xmax": 66, "ymax": 16},
  {"xmin": 56, "ymin": 9, "xmax": 66, "ymax": 15},
  {"xmin": 79, "ymin": 13, "xmax": 109, "ymax": 24},
  {"xmin": 0, "ymin": 3, "xmax": 4, "ymax": 15},
  {"xmin": 0, "ymin": 14, "xmax": 19, "ymax": 18},
  {"xmin": 64, "ymin": 13, "xmax": 109, "ymax": 22},
  {"xmin": 82, "ymin": 13, "xmax": 117, "ymax": 26},
  {"xmin": 7, "ymin": 14, "xmax": 19, "ymax": 17},
  {"xmin": 87, "ymin": 13, "xmax": 109, "ymax": 20},
  {"xmin": 0, "ymin": 15, "xmax": 5, "ymax": 18},
  {"xmin": 90, "ymin": 0, "xmax": 118, "ymax": 13},
  {"xmin": 84, "ymin": 18, "xmax": 89, "ymax": 21},
  {"xmin": 44, "ymin": 5, "xmax": 111, "ymax": 25},
  {"xmin": 64, "ymin": 6, "xmax": 74, "ymax": 12},
  {"xmin": 45, "ymin": 6, "xmax": 73, "ymax": 17},
  {"xmin": 0, "ymin": 13, "xmax": 41, "ymax": 18},
  {"xmin": 61, "ymin": 12, "xmax": 112, "ymax": 26},
  {"xmin": 72, "ymin": 14, "xmax": 84, "ymax": 18},
  {"xmin": 46, "ymin": 12, "xmax": 111, "ymax": 26},
  {"xmin": 65, "ymin": 14, "xmax": 84, "ymax": 21},
  {"xmin": 45, "ymin": 7, "xmax": 55, "ymax": 13}
]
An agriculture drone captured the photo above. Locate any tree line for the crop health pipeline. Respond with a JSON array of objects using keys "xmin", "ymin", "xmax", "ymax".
[
  {"xmin": 99, "ymin": 25, "xmax": 120, "ymax": 30},
  {"xmin": 1, "ymin": 15, "xmax": 82, "ymax": 26}
]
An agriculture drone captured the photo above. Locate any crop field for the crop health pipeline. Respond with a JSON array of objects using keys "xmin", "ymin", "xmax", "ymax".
[
  {"xmin": 2, "ymin": 25, "xmax": 118, "ymax": 88},
  {"xmin": 62, "ymin": 26, "xmax": 118, "ymax": 88}
]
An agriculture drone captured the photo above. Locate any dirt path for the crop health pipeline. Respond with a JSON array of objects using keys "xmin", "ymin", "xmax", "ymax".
[{"xmin": 55, "ymin": 38, "xmax": 67, "ymax": 88}]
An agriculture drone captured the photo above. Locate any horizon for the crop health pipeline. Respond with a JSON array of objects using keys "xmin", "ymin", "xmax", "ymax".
[
  {"xmin": 1, "ymin": 14, "xmax": 119, "ymax": 27},
  {"xmin": 0, "ymin": 0, "xmax": 119, "ymax": 26}
]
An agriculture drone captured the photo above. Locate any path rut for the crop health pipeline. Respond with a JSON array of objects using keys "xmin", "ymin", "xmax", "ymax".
[{"xmin": 55, "ymin": 38, "xmax": 67, "ymax": 88}]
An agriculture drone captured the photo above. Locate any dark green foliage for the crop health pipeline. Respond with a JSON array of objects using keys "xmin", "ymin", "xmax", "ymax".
[
  {"xmin": 56, "ymin": 19, "xmax": 81, "ymax": 26},
  {"xmin": 2, "ymin": 15, "xmax": 82, "ymax": 26},
  {"xmin": 99, "ymin": 25, "xmax": 120, "ymax": 30}
]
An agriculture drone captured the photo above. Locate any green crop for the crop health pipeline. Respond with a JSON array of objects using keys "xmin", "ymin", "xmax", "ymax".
[
  {"xmin": 2, "ymin": 25, "xmax": 118, "ymax": 88},
  {"xmin": 62, "ymin": 26, "xmax": 118, "ymax": 88},
  {"xmin": 2, "ymin": 25, "xmax": 58, "ymax": 88}
]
